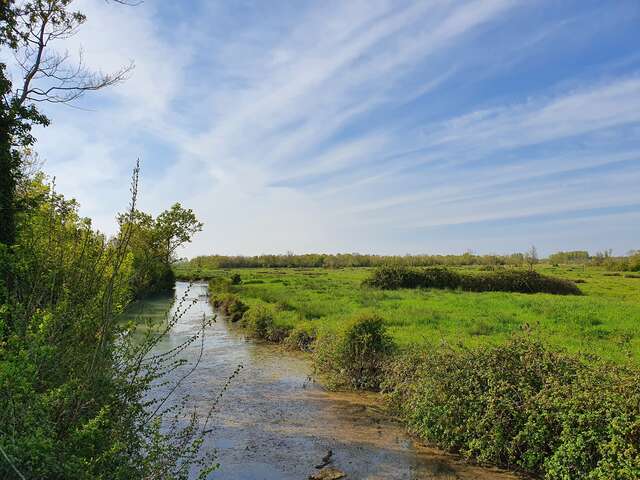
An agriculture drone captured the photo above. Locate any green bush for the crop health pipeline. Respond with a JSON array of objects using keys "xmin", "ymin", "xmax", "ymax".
[
  {"xmin": 210, "ymin": 292, "xmax": 248, "ymax": 322},
  {"xmin": 239, "ymin": 305, "xmax": 292, "ymax": 341},
  {"xmin": 230, "ymin": 273, "xmax": 242, "ymax": 285},
  {"xmin": 382, "ymin": 338, "xmax": 640, "ymax": 478},
  {"xmin": 628, "ymin": 252, "xmax": 640, "ymax": 272},
  {"xmin": 364, "ymin": 265, "xmax": 581, "ymax": 295},
  {"xmin": 208, "ymin": 276, "xmax": 233, "ymax": 293},
  {"xmin": 362, "ymin": 264, "xmax": 434, "ymax": 289},
  {"xmin": 284, "ymin": 323, "xmax": 316, "ymax": 351},
  {"xmin": 314, "ymin": 312, "xmax": 394, "ymax": 390},
  {"xmin": 461, "ymin": 270, "xmax": 582, "ymax": 295},
  {"xmin": 240, "ymin": 305, "xmax": 274, "ymax": 338},
  {"xmin": 1, "ymin": 174, "xmax": 214, "ymax": 479}
]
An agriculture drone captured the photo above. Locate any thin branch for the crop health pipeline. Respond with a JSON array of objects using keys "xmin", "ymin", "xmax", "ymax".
[
  {"xmin": 18, "ymin": 8, "xmax": 48, "ymax": 106},
  {"xmin": 0, "ymin": 444, "xmax": 26, "ymax": 480}
]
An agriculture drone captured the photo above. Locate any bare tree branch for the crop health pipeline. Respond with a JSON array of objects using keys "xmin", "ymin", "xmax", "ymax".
[
  {"xmin": 108, "ymin": 0, "xmax": 143, "ymax": 5},
  {"xmin": 11, "ymin": 0, "xmax": 134, "ymax": 108}
]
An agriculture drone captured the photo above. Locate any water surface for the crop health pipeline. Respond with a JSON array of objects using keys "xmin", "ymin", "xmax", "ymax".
[{"xmin": 133, "ymin": 282, "xmax": 520, "ymax": 480}]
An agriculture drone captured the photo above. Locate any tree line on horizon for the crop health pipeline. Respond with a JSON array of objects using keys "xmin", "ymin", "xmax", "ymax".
[{"xmin": 180, "ymin": 249, "xmax": 640, "ymax": 271}]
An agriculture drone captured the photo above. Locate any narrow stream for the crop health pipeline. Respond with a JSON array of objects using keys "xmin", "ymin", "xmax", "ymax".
[{"xmin": 130, "ymin": 282, "xmax": 519, "ymax": 480}]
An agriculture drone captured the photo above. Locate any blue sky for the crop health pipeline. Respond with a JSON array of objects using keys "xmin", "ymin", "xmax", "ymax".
[{"xmin": 33, "ymin": 0, "xmax": 640, "ymax": 257}]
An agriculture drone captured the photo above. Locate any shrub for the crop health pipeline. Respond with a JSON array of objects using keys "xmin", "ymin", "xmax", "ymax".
[
  {"xmin": 210, "ymin": 293, "xmax": 248, "ymax": 321},
  {"xmin": 239, "ymin": 305, "xmax": 292, "ymax": 341},
  {"xmin": 382, "ymin": 338, "xmax": 640, "ymax": 478},
  {"xmin": 362, "ymin": 264, "xmax": 429, "ymax": 289},
  {"xmin": 230, "ymin": 273, "xmax": 242, "ymax": 285},
  {"xmin": 364, "ymin": 266, "xmax": 581, "ymax": 295},
  {"xmin": 284, "ymin": 324, "xmax": 316, "ymax": 351},
  {"xmin": 240, "ymin": 305, "xmax": 273, "ymax": 338},
  {"xmin": 0, "ymin": 173, "xmax": 214, "ymax": 479},
  {"xmin": 460, "ymin": 270, "xmax": 582, "ymax": 295},
  {"xmin": 314, "ymin": 312, "xmax": 394, "ymax": 390},
  {"xmin": 208, "ymin": 276, "xmax": 233, "ymax": 293}
]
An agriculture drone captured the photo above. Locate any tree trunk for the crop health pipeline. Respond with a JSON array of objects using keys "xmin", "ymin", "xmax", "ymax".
[{"xmin": 0, "ymin": 122, "xmax": 16, "ymax": 247}]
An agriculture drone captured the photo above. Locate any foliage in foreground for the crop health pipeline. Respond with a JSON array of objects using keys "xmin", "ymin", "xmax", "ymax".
[
  {"xmin": 383, "ymin": 338, "xmax": 640, "ymax": 479},
  {"xmin": 0, "ymin": 174, "xmax": 213, "ymax": 479},
  {"xmin": 364, "ymin": 265, "xmax": 582, "ymax": 295}
]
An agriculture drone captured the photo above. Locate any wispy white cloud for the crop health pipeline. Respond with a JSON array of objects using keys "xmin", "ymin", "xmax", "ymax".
[
  {"xmin": 31, "ymin": 0, "xmax": 640, "ymax": 255},
  {"xmin": 422, "ymin": 76, "xmax": 640, "ymax": 151}
]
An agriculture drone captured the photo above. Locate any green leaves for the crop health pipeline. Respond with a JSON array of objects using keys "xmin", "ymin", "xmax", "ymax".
[
  {"xmin": 365, "ymin": 265, "xmax": 583, "ymax": 295},
  {"xmin": 314, "ymin": 311, "xmax": 395, "ymax": 390},
  {"xmin": 120, "ymin": 203, "xmax": 202, "ymax": 299},
  {"xmin": 383, "ymin": 339, "xmax": 640, "ymax": 478}
]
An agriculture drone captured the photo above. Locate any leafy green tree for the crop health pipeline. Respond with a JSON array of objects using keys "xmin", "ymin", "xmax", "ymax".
[
  {"xmin": 155, "ymin": 203, "xmax": 204, "ymax": 266},
  {"xmin": 525, "ymin": 245, "xmax": 538, "ymax": 271},
  {"xmin": 1, "ymin": 169, "xmax": 216, "ymax": 480},
  {"xmin": 120, "ymin": 203, "xmax": 202, "ymax": 298}
]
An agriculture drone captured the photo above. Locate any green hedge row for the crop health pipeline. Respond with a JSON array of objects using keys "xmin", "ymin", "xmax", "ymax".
[{"xmin": 364, "ymin": 265, "xmax": 582, "ymax": 295}]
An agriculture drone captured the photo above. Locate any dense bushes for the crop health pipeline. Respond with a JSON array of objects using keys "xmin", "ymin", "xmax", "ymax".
[
  {"xmin": 208, "ymin": 276, "xmax": 233, "ymax": 293},
  {"xmin": 120, "ymin": 204, "xmax": 202, "ymax": 299},
  {"xmin": 131, "ymin": 262, "xmax": 176, "ymax": 297},
  {"xmin": 284, "ymin": 323, "xmax": 316, "ymax": 351},
  {"xmin": 365, "ymin": 265, "xmax": 582, "ymax": 295},
  {"xmin": 461, "ymin": 269, "xmax": 582, "ymax": 295},
  {"xmin": 1, "ymin": 174, "xmax": 214, "ymax": 479},
  {"xmin": 314, "ymin": 312, "xmax": 394, "ymax": 390},
  {"xmin": 210, "ymin": 292, "xmax": 248, "ymax": 322},
  {"xmin": 240, "ymin": 305, "xmax": 274, "ymax": 338},
  {"xmin": 383, "ymin": 338, "xmax": 640, "ymax": 479}
]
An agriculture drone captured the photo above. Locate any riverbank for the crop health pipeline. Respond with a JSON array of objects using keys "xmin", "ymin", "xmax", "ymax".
[
  {"xmin": 137, "ymin": 282, "xmax": 522, "ymax": 479},
  {"xmin": 200, "ymin": 267, "xmax": 640, "ymax": 479}
]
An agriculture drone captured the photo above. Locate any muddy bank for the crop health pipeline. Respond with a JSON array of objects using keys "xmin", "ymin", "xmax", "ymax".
[{"xmin": 137, "ymin": 282, "xmax": 521, "ymax": 479}]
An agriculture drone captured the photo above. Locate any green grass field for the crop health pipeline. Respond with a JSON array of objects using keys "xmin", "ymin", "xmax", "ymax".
[{"xmin": 174, "ymin": 264, "xmax": 640, "ymax": 364}]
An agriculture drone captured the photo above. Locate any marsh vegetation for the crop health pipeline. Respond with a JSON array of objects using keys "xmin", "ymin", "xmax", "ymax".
[{"xmin": 174, "ymin": 260, "xmax": 640, "ymax": 479}]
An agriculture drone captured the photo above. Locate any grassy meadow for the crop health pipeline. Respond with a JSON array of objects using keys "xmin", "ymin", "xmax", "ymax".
[
  {"xmin": 175, "ymin": 264, "xmax": 640, "ymax": 364},
  {"xmin": 174, "ymin": 261, "xmax": 640, "ymax": 476}
]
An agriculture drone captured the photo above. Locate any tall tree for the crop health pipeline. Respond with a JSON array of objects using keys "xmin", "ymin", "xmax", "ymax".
[
  {"xmin": 119, "ymin": 203, "xmax": 203, "ymax": 298},
  {"xmin": 0, "ymin": 0, "xmax": 133, "ymax": 246},
  {"xmin": 525, "ymin": 245, "xmax": 539, "ymax": 272},
  {"xmin": 155, "ymin": 203, "xmax": 204, "ymax": 265}
]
